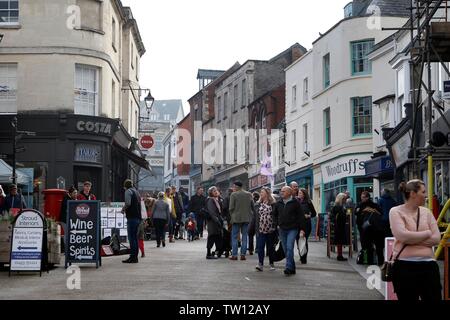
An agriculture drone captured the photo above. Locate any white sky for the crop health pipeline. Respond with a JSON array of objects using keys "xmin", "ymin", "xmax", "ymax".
[{"xmin": 120, "ymin": 0, "xmax": 352, "ymax": 113}]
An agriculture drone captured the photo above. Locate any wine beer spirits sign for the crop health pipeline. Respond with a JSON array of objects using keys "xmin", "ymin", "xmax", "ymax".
[{"xmin": 65, "ymin": 201, "xmax": 101, "ymax": 268}]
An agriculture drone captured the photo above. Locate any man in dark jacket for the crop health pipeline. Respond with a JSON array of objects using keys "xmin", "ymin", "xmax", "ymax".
[
  {"xmin": 273, "ymin": 186, "xmax": 306, "ymax": 276},
  {"xmin": 189, "ymin": 187, "xmax": 207, "ymax": 238},
  {"xmin": 171, "ymin": 186, "xmax": 184, "ymax": 239},
  {"xmin": 378, "ymin": 189, "xmax": 396, "ymax": 237},
  {"xmin": 122, "ymin": 179, "xmax": 142, "ymax": 263},
  {"xmin": 3, "ymin": 184, "xmax": 27, "ymax": 213}
]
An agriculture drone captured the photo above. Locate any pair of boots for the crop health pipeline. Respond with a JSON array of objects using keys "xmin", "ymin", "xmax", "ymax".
[
  {"xmin": 206, "ymin": 249, "xmax": 219, "ymax": 260},
  {"xmin": 157, "ymin": 241, "xmax": 166, "ymax": 248},
  {"xmin": 122, "ymin": 256, "xmax": 138, "ymax": 263}
]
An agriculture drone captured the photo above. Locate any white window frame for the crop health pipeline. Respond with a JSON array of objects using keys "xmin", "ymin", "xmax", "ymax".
[
  {"xmin": 303, "ymin": 123, "xmax": 309, "ymax": 153},
  {"xmin": 303, "ymin": 78, "xmax": 309, "ymax": 104},
  {"xmin": 292, "ymin": 129, "xmax": 297, "ymax": 162},
  {"xmin": 0, "ymin": 0, "xmax": 19, "ymax": 25},
  {"xmin": 112, "ymin": 17, "xmax": 116, "ymax": 49},
  {"xmin": 292, "ymin": 85, "xmax": 297, "ymax": 111},
  {"xmin": 75, "ymin": 64, "xmax": 99, "ymax": 116},
  {"xmin": 111, "ymin": 80, "xmax": 116, "ymax": 118},
  {"xmin": 0, "ymin": 63, "xmax": 17, "ymax": 114}
]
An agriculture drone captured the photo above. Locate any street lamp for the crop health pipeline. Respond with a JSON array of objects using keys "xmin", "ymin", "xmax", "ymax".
[{"xmin": 121, "ymin": 87, "xmax": 155, "ymax": 112}]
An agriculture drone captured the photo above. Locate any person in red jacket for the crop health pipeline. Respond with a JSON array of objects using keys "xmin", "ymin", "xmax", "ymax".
[{"xmin": 77, "ymin": 181, "xmax": 97, "ymax": 201}]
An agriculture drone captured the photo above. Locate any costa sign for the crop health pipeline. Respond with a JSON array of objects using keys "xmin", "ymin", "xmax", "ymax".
[
  {"xmin": 140, "ymin": 135, "xmax": 154, "ymax": 149},
  {"xmin": 76, "ymin": 121, "xmax": 112, "ymax": 135}
]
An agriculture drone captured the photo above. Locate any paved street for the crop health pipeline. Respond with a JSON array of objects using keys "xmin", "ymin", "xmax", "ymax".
[{"xmin": 0, "ymin": 237, "xmax": 383, "ymax": 300}]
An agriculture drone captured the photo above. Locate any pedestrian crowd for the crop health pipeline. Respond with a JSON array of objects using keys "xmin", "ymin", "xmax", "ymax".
[{"xmin": 0, "ymin": 176, "xmax": 444, "ymax": 300}]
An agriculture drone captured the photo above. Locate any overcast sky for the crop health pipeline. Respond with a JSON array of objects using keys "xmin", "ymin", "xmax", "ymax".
[{"xmin": 120, "ymin": 0, "xmax": 351, "ymax": 113}]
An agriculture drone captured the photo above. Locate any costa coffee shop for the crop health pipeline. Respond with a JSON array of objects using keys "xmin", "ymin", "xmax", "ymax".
[
  {"xmin": 318, "ymin": 153, "xmax": 373, "ymax": 212},
  {"xmin": 0, "ymin": 113, "xmax": 149, "ymax": 208}
]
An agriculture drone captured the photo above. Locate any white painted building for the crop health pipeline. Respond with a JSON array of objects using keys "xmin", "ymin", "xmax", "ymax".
[
  {"xmin": 284, "ymin": 0, "xmax": 409, "ymax": 212},
  {"xmin": 370, "ymin": 3, "xmax": 450, "ymax": 207},
  {"xmin": 284, "ymin": 50, "xmax": 314, "ymax": 203}
]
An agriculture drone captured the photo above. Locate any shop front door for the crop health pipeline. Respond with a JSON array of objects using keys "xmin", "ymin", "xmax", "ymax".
[{"xmin": 74, "ymin": 166, "xmax": 101, "ymax": 199}]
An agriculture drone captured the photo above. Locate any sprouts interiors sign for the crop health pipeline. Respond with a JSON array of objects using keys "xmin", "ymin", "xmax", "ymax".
[{"xmin": 321, "ymin": 154, "xmax": 372, "ymax": 184}]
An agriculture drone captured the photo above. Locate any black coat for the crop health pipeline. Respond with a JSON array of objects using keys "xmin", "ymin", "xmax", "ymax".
[
  {"xmin": 205, "ymin": 197, "xmax": 223, "ymax": 236},
  {"xmin": 188, "ymin": 194, "xmax": 207, "ymax": 217},
  {"xmin": 297, "ymin": 198, "xmax": 317, "ymax": 237},
  {"xmin": 355, "ymin": 200, "xmax": 382, "ymax": 228},
  {"xmin": 330, "ymin": 205, "xmax": 347, "ymax": 245},
  {"xmin": 273, "ymin": 198, "xmax": 306, "ymax": 231}
]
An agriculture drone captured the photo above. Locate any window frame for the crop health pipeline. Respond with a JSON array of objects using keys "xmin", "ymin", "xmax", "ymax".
[
  {"xmin": 0, "ymin": 63, "xmax": 18, "ymax": 113},
  {"xmin": 233, "ymin": 84, "xmax": 238, "ymax": 112},
  {"xmin": 303, "ymin": 123, "xmax": 308, "ymax": 153},
  {"xmin": 0, "ymin": 0, "xmax": 19, "ymax": 25},
  {"xmin": 292, "ymin": 129, "xmax": 297, "ymax": 163},
  {"xmin": 324, "ymin": 108, "xmax": 331, "ymax": 147},
  {"xmin": 350, "ymin": 39, "xmax": 375, "ymax": 76},
  {"xmin": 292, "ymin": 85, "xmax": 297, "ymax": 111},
  {"xmin": 241, "ymin": 79, "xmax": 247, "ymax": 108},
  {"xmin": 74, "ymin": 64, "xmax": 99, "ymax": 116},
  {"xmin": 323, "ymin": 54, "xmax": 330, "ymax": 89},
  {"xmin": 351, "ymin": 96, "xmax": 372, "ymax": 137},
  {"xmin": 303, "ymin": 77, "xmax": 309, "ymax": 104}
]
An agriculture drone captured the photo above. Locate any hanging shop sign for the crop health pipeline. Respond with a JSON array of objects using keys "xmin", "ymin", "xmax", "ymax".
[
  {"xmin": 321, "ymin": 154, "xmax": 372, "ymax": 184},
  {"xmin": 10, "ymin": 209, "xmax": 46, "ymax": 275},
  {"xmin": 65, "ymin": 200, "xmax": 101, "ymax": 268},
  {"xmin": 390, "ymin": 131, "xmax": 412, "ymax": 168}
]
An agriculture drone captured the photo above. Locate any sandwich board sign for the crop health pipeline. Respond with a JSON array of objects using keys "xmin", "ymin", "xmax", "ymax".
[
  {"xmin": 65, "ymin": 200, "xmax": 101, "ymax": 268},
  {"xmin": 9, "ymin": 209, "xmax": 46, "ymax": 276}
]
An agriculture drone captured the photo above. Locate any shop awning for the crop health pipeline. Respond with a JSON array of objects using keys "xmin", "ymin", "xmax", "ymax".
[
  {"xmin": 112, "ymin": 141, "xmax": 151, "ymax": 171},
  {"xmin": 365, "ymin": 155, "xmax": 394, "ymax": 179},
  {"xmin": 0, "ymin": 160, "xmax": 32, "ymax": 185}
]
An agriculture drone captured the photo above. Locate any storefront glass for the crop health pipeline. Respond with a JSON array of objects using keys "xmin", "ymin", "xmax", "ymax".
[
  {"xmin": 20, "ymin": 162, "xmax": 48, "ymax": 212},
  {"xmin": 323, "ymin": 178, "xmax": 347, "ymax": 212}
]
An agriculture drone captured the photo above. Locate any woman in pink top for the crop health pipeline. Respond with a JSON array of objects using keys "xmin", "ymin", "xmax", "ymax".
[{"xmin": 390, "ymin": 179, "xmax": 442, "ymax": 301}]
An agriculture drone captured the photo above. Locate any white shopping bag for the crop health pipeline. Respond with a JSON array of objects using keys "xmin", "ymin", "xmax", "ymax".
[{"xmin": 298, "ymin": 236, "xmax": 307, "ymax": 257}]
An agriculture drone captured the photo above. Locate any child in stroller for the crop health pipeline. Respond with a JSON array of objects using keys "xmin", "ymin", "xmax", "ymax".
[{"xmin": 185, "ymin": 213, "xmax": 197, "ymax": 242}]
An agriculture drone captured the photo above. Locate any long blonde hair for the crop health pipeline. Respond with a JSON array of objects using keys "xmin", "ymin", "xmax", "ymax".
[
  {"xmin": 259, "ymin": 187, "xmax": 275, "ymax": 205},
  {"xmin": 335, "ymin": 193, "xmax": 346, "ymax": 206}
]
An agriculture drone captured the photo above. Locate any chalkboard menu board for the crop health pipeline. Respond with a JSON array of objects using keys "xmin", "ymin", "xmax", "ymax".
[{"xmin": 65, "ymin": 201, "xmax": 101, "ymax": 268}]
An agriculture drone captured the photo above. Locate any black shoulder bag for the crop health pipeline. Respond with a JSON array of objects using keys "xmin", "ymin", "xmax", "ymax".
[{"xmin": 381, "ymin": 208, "xmax": 420, "ymax": 282}]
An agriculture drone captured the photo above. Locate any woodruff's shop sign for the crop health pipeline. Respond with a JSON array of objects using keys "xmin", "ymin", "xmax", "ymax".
[
  {"xmin": 321, "ymin": 154, "xmax": 372, "ymax": 184},
  {"xmin": 65, "ymin": 201, "xmax": 101, "ymax": 268}
]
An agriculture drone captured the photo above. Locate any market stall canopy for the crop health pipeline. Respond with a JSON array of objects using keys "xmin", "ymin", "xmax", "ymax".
[{"xmin": 0, "ymin": 160, "xmax": 32, "ymax": 185}]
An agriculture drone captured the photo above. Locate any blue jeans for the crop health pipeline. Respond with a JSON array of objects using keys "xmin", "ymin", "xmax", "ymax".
[
  {"xmin": 232, "ymin": 223, "xmax": 248, "ymax": 257},
  {"xmin": 196, "ymin": 216, "xmax": 204, "ymax": 237},
  {"xmin": 127, "ymin": 218, "xmax": 141, "ymax": 259},
  {"xmin": 257, "ymin": 232, "xmax": 276, "ymax": 265},
  {"xmin": 279, "ymin": 228, "xmax": 299, "ymax": 271}
]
